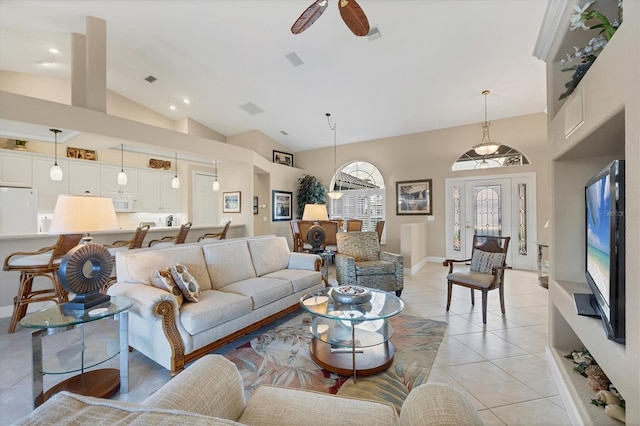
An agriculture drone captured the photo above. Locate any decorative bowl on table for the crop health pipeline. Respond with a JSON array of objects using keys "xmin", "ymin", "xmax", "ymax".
[{"xmin": 332, "ymin": 285, "xmax": 371, "ymax": 305}]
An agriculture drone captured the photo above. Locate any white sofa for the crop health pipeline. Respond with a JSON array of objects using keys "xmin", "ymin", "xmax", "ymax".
[
  {"xmin": 17, "ymin": 355, "xmax": 483, "ymax": 425},
  {"xmin": 107, "ymin": 236, "xmax": 324, "ymax": 374}
]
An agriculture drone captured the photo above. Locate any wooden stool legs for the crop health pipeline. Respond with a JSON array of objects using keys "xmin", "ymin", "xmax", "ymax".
[{"xmin": 8, "ymin": 270, "xmax": 67, "ymax": 333}]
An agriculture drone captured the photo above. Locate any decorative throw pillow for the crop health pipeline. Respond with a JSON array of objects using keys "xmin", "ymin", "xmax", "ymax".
[
  {"xmin": 171, "ymin": 264, "xmax": 201, "ymax": 302},
  {"xmin": 470, "ymin": 250, "xmax": 505, "ymax": 274},
  {"xmin": 151, "ymin": 268, "xmax": 184, "ymax": 307}
]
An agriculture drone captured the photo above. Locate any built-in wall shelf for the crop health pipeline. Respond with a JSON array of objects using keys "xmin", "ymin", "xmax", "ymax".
[{"xmin": 536, "ymin": 0, "xmax": 638, "ymax": 424}]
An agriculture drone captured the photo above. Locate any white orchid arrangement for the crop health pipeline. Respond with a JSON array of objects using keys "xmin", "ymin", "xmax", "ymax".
[{"xmin": 558, "ymin": 0, "xmax": 623, "ymax": 99}]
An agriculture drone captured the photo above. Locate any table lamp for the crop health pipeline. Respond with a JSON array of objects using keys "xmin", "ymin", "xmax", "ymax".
[
  {"xmin": 302, "ymin": 204, "xmax": 328, "ymax": 254},
  {"xmin": 49, "ymin": 193, "xmax": 118, "ymax": 310}
]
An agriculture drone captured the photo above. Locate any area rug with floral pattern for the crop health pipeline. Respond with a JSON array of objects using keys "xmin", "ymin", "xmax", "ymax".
[{"xmin": 223, "ymin": 313, "xmax": 447, "ymax": 411}]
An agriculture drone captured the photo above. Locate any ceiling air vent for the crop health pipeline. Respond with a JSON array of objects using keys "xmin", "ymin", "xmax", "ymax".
[
  {"xmin": 145, "ymin": 75, "xmax": 157, "ymax": 83},
  {"xmin": 239, "ymin": 102, "xmax": 264, "ymax": 116},
  {"xmin": 285, "ymin": 52, "xmax": 304, "ymax": 67},
  {"xmin": 280, "ymin": 130, "xmax": 289, "ymax": 136}
]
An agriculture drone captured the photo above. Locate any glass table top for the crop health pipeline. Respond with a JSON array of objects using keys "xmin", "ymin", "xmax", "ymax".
[
  {"xmin": 19, "ymin": 296, "xmax": 133, "ymax": 329},
  {"xmin": 300, "ymin": 287, "xmax": 404, "ymax": 322}
]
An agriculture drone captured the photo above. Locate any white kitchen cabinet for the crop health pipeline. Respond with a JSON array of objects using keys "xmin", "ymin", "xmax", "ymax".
[
  {"xmin": 32, "ymin": 155, "xmax": 69, "ymax": 211},
  {"xmin": 69, "ymin": 159, "xmax": 100, "ymax": 195},
  {"xmin": 0, "ymin": 150, "xmax": 32, "ymax": 187},
  {"xmin": 100, "ymin": 164, "xmax": 138, "ymax": 199},
  {"xmin": 138, "ymin": 169, "xmax": 180, "ymax": 213}
]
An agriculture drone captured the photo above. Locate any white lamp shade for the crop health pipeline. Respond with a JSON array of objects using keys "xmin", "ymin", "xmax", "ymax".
[
  {"xmin": 473, "ymin": 142, "xmax": 500, "ymax": 156},
  {"xmin": 117, "ymin": 171, "xmax": 128, "ymax": 185},
  {"xmin": 49, "ymin": 164, "xmax": 63, "ymax": 181},
  {"xmin": 172, "ymin": 176, "xmax": 180, "ymax": 189},
  {"xmin": 49, "ymin": 194, "xmax": 118, "ymax": 234},
  {"xmin": 302, "ymin": 204, "xmax": 329, "ymax": 221},
  {"xmin": 327, "ymin": 191, "xmax": 343, "ymax": 200}
]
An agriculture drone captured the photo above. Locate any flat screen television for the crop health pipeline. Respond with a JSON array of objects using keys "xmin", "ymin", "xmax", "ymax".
[{"xmin": 579, "ymin": 159, "xmax": 625, "ymax": 344}]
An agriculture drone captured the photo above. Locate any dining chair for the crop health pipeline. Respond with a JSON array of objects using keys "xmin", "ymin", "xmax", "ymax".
[
  {"xmin": 346, "ymin": 219, "xmax": 363, "ymax": 231},
  {"xmin": 443, "ymin": 235, "xmax": 510, "ymax": 324}
]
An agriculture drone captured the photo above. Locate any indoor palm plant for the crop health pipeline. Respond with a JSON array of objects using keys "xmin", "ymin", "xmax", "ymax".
[{"xmin": 296, "ymin": 174, "xmax": 326, "ymax": 219}]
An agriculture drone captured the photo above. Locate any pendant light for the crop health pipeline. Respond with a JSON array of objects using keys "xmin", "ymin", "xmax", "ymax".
[
  {"xmin": 171, "ymin": 153, "xmax": 180, "ymax": 189},
  {"xmin": 472, "ymin": 90, "xmax": 501, "ymax": 156},
  {"xmin": 325, "ymin": 113, "xmax": 343, "ymax": 200},
  {"xmin": 49, "ymin": 128, "xmax": 63, "ymax": 181},
  {"xmin": 212, "ymin": 160, "xmax": 220, "ymax": 191},
  {"xmin": 117, "ymin": 143, "xmax": 128, "ymax": 185}
]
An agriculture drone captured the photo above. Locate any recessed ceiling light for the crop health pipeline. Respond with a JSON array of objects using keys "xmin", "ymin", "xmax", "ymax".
[
  {"xmin": 37, "ymin": 60, "xmax": 54, "ymax": 66},
  {"xmin": 169, "ymin": 105, "xmax": 176, "ymax": 111},
  {"xmin": 49, "ymin": 48, "xmax": 59, "ymax": 54},
  {"xmin": 183, "ymin": 98, "xmax": 190, "ymax": 105}
]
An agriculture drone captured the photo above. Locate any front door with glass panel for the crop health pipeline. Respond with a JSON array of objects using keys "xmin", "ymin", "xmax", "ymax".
[{"xmin": 445, "ymin": 173, "xmax": 536, "ymax": 270}]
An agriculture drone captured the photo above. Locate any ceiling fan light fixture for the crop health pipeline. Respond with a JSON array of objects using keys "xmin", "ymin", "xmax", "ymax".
[{"xmin": 472, "ymin": 90, "xmax": 501, "ymax": 156}]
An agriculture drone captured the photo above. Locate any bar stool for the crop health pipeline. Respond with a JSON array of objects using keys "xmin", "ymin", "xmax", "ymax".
[
  {"xmin": 148, "ymin": 222, "xmax": 192, "ymax": 247},
  {"xmin": 102, "ymin": 224, "xmax": 151, "ymax": 294},
  {"xmin": 197, "ymin": 221, "xmax": 231, "ymax": 242},
  {"xmin": 3, "ymin": 233, "xmax": 83, "ymax": 333}
]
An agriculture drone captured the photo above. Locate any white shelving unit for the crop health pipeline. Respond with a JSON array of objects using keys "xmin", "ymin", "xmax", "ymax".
[{"xmin": 534, "ymin": 1, "xmax": 639, "ymax": 424}]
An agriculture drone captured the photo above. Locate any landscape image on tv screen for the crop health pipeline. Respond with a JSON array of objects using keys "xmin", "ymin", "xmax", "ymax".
[{"xmin": 586, "ymin": 173, "xmax": 611, "ymax": 309}]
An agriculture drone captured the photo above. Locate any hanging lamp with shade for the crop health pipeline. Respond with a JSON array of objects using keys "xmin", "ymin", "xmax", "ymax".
[
  {"xmin": 49, "ymin": 128, "xmax": 63, "ymax": 181},
  {"xmin": 171, "ymin": 153, "xmax": 180, "ymax": 189},
  {"xmin": 472, "ymin": 90, "xmax": 501, "ymax": 156},
  {"xmin": 325, "ymin": 113, "xmax": 343, "ymax": 200},
  {"xmin": 117, "ymin": 143, "xmax": 128, "ymax": 185},
  {"xmin": 212, "ymin": 160, "xmax": 220, "ymax": 191}
]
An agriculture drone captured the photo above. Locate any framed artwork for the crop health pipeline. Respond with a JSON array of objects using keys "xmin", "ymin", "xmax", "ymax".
[
  {"xmin": 253, "ymin": 196, "xmax": 259, "ymax": 215},
  {"xmin": 223, "ymin": 191, "xmax": 241, "ymax": 213},
  {"xmin": 396, "ymin": 179, "xmax": 433, "ymax": 215},
  {"xmin": 273, "ymin": 150, "xmax": 294, "ymax": 167},
  {"xmin": 66, "ymin": 147, "xmax": 97, "ymax": 161},
  {"xmin": 272, "ymin": 190, "xmax": 293, "ymax": 221}
]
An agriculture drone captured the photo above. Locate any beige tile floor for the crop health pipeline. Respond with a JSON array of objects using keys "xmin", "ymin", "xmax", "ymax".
[{"xmin": 0, "ymin": 261, "xmax": 570, "ymax": 425}]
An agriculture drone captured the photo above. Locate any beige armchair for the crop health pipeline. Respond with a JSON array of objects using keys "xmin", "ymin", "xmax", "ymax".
[{"xmin": 335, "ymin": 231, "xmax": 403, "ymax": 296}]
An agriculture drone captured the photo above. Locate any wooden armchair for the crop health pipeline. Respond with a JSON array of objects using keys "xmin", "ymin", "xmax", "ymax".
[
  {"xmin": 148, "ymin": 222, "xmax": 192, "ymax": 247},
  {"xmin": 443, "ymin": 235, "xmax": 510, "ymax": 324},
  {"xmin": 335, "ymin": 231, "xmax": 404, "ymax": 296},
  {"xmin": 374, "ymin": 220, "xmax": 385, "ymax": 242},
  {"xmin": 198, "ymin": 221, "xmax": 231, "ymax": 241},
  {"xmin": 289, "ymin": 220, "xmax": 303, "ymax": 252},
  {"xmin": 346, "ymin": 219, "xmax": 363, "ymax": 231}
]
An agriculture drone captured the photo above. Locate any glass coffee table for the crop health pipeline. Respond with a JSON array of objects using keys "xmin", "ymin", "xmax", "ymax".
[
  {"xmin": 300, "ymin": 287, "xmax": 404, "ymax": 382},
  {"xmin": 19, "ymin": 296, "xmax": 133, "ymax": 407}
]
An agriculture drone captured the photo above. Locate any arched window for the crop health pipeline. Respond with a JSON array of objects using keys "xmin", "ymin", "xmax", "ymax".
[
  {"xmin": 328, "ymin": 161, "xmax": 386, "ymax": 240},
  {"xmin": 452, "ymin": 144, "xmax": 530, "ymax": 171}
]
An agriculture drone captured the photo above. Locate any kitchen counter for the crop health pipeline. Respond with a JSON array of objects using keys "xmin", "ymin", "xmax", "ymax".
[{"xmin": 0, "ymin": 223, "xmax": 247, "ymax": 318}]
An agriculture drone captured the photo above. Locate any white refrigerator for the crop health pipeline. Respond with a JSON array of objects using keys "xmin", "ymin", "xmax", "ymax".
[{"xmin": 0, "ymin": 187, "xmax": 38, "ymax": 235}]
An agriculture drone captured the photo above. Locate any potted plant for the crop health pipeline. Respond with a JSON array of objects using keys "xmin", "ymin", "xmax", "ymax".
[{"xmin": 296, "ymin": 174, "xmax": 326, "ymax": 219}]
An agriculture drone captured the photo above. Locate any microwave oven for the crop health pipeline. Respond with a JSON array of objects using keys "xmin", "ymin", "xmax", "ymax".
[{"xmin": 112, "ymin": 196, "xmax": 137, "ymax": 212}]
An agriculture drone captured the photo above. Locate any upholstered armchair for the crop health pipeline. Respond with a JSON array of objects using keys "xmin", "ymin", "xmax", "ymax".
[{"xmin": 335, "ymin": 231, "xmax": 404, "ymax": 296}]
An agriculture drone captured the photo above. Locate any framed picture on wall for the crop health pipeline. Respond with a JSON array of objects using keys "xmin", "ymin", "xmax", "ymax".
[
  {"xmin": 272, "ymin": 190, "xmax": 292, "ymax": 221},
  {"xmin": 253, "ymin": 196, "xmax": 259, "ymax": 215},
  {"xmin": 273, "ymin": 150, "xmax": 294, "ymax": 167},
  {"xmin": 223, "ymin": 191, "xmax": 241, "ymax": 213},
  {"xmin": 396, "ymin": 179, "xmax": 433, "ymax": 215}
]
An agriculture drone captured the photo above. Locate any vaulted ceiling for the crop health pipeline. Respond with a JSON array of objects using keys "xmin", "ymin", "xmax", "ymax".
[{"xmin": 0, "ymin": 0, "xmax": 548, "ymax": 152}]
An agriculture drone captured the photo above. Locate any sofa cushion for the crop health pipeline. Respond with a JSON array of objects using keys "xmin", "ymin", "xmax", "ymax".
[
  {"xmin": 238, "ymin": 386, "xmax": 398, "ymax": 426},
  {"xmin": 151, "ymin": 268, "xmax": 184, "ymax": 306},
  {"xmin": 247, "ymin": 237, "xmax": 290, "ymax": 276},
  {"xmin": 16, "ymin": 392, "xmax": 244, "ymax": 426},
  {"xmin": 220, "ymin": 277, "xmax": 292, "ymax": 309},
  {"xmin": 179, "ymin": 290, "xmax": 252, "ymax": 335},
  {"xmin": 171, "ymin": 264, "xmax": 201, "ymax": 302},
  {"xmin": 354, "ymin": 260, "xmax": 396, "ymax": 276},
  {"xmin": 262, "ymin": 269, "xmax": 321, "ymax": 293},
  {"xmin": 204, "ymin": 241, "xmax": 256, "ymax": 289},
  {"xmin": 118, "ymin": 245, "xmax": 212, "ymax": 290}
]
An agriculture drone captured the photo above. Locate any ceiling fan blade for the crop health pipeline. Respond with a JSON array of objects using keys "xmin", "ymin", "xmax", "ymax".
[
  {"xmin": 338, "ymin": 0, "xmax": 370, "ymax": 36},
  {"xmin": 291, "ymin": 0, "xmax": 329, "ymax": 34}
]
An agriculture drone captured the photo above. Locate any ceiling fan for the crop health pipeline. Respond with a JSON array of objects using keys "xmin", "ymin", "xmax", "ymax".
[{"xmin": 291, "ymin": 0, "xmax": 370, "ymax": 37}]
